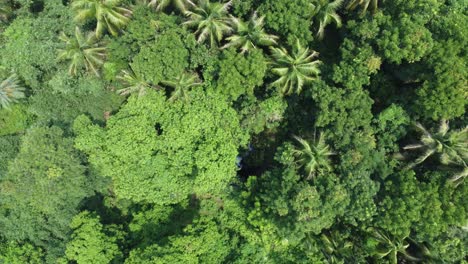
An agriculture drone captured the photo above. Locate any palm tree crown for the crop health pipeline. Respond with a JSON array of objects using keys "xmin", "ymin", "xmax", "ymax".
[
  {"xmin": 146, "ymin": 0, "xmax": 195, "ymax": 12},
  {"xmin": 71, "ymin": 0, "xmax": 132, "ymax": 38},
  {"xmin": 161, "ymin": 72, "xmax": 202, "ymax": 102},
  {"xmin": 222, "ymin": 13, "xmax": 278, "ymax": 53},
  {"xmin": 270, "ymin": 40, "xmax": 322, "ymax": 95},
  {"xmin": 366, "ymin": 228, "xmax": 420, "ymax": 264},
  {"xmin": 404, "ymin": 120, "xmax": 467, "ymax": 168},
  {"xmin": 58, "ymin": 27, "xmax": 106, "ymax": 77},
  {"xmin": 346, "ymin": 0, "xmax": 378, "ymax": 15},
  {"xmin": 320, "ymin": 231, "xmax": 354, "ymax": 263},
  {"xmin": 311, "ymin": 0, "xmax": 344, "ymax": 39},
  {"xmin": 117, "ymin": 68, "xmax": 156, "ymax": 97},
  {"xmin": 183, "ymin": 0, "xmax": 233, "ymax": 47},
  {"xmin": 292, "ymin": 134, "xmax": 334, "ymax": 180},
  {"xmin": 0, "ymin": 2, "xmax": 12, "ymax": 23},
  {"xmin": 0, "ymin": 74, "xmax": 25, "ymax": 109},
  {"xmin": 403, "ymin": 120, "xmax": 468, "ymax": 185}
]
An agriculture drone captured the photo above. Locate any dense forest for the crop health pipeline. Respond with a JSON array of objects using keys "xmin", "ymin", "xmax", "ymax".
[{"xmin": 0, "ymin": 0, "xmax": 467, "ymax": 263}]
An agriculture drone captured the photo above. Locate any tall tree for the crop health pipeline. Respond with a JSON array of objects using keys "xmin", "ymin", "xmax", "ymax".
[
  {"xmin": 222, "ymin": 13, "xmax": 278, "ymax": 53},
  {"xmin": 0, "ymin": 74, "xmax": 25, "ymax": 109},
  {"xmin": 183, "ymin": 0, "xmax": 233, "ymax": 47},
  {"xmin": 71, "ymin": 0, "xmax": 132, "ymax": 38},
  {"xmin": 0, "ymin": 242, "xmax": 44, "ymax": 264},
  {"xmin": 161, "ymin": 72, "xmax": 202, "ymax": 102},
  {"xmin": 73, "ymin": 89, "xmax": 249, "ymax": 205},
  {"xmin": 292, "ymin": 134, "xmax": 335, "ymax": 180},
  {"xmin": 311, "ymin": 0, "xmax": 343, "ymax": 39},
  {"xmin": 58, "ymin": 27, "xmax": 106, "ymax": 76},
  {"xmin": 270, "ymin": 40, "xmax": 322, "ymax": 95},
  {"xmin": 216, "ymin": 48, "xmax": 267, "ymax": 100},
  {"xmin": 65, "ymin": 211, "xmax": 122, "ymax": 264}
]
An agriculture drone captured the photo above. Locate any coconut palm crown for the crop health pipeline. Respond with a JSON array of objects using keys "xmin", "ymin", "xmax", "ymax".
[
  {"xmin": 270, "ymin": 40, "xmax": 322, "ymax": 95},
  {"xmin": 58, "ymin": 27, "xmax": 106, "ymax": 77},
  {"xmin": 222, "ymin": 12, "xmax": 278, "ymax": 53},
  {"xmin": 71, "ymin": 0, "xmax": 132, "ymax": 38},
  {"xmin": 0, "ymin": 1, "xmax": 12, "ymax": 23},
  {"xmin": 403, "ymin": 120, "xmax": 467, "ymax": 168},
  {"xmin": 311, "ymin": 0, "xmax": 344, "ymax": 39},
  {"xmin": 183, "ymin": 0, "xmax": 233, "ymax": 47},
  {"xmin": 403, "ymin": 120, "xmax": 468, "ymax": 185},
  {"xmin": 292, "ymin": 133, "xmax": 334, "ymax": 180},
  {"xmin": 146, "ymin": 0, "xmax": 195, "ymax": 12},
  {"xmin": 366, "ymin": 228, "xmax": 421, "ymax": 264},
  {"xmin": 161, "ymin": 72, "xmax": 202, "ymax": 102},
  {"xmin": 117, "ymin": 68, "xmax": 157, "ymax": 97},
  {"xmin": 0, "ymin": 74, "xmax": 25, "ymax": 109},
  {"xmin": 346, "ymin": 0, "xmax": 378, "ymax": 15}
]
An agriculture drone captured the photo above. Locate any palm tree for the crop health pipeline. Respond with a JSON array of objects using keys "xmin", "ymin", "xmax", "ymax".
[
  {"xmin": 320, "ymin": 231, "xmax": 354, "ymax": 263},
  {"xmin": 146, "ymin": 0, "xmax": 195, "ymax": 12},
  {"xmin": 71, "ymin": 0, "xmax": 132, "ymax": 38},
  {"xmin": 403, "ymin": 120, "xmax": 468, "ymax": 185},
  {"xmin": 403, "ymin": 121, "xmax": 467, "ymax": 167},
  {"xmin": 346, "ymin": 0, "xmax": 378, "ymax": 15},
  {"xmin": 366, "ymin": 228, "xmax": 420, "ymax": 264},
  {"xmin": 183, "ymin": 0, "xmax": 233, "ymax": 47},
  {"xmin": 291, "ymin": 133, "xmax": 334, "ymax": 180},
  {"xmin": 270, "ymin": 40, "xmax": 322, "ymax": 95},
  {"xmin": 311, "ymin": 0, "xmax": 343, "ymax": 40},
  {"xmin": 0, "ymin": 74, "xmax": 25, "ymax": 109},
  {"xmin": 221, "ymin": 13, "xmax": 278, "ymax": 53},
  {"xmin": 450, "ymin": 166, "xmax": 468, "ymax": 186},
  {"xmin": 58, "ymin": 27, "xmax": 106, "ymax": 77},
  {"xmin": 117, "ymin": 68, "xmax": 157, "ymax": 97},
  {"xmin": 160, "ymin": 72, "xmax": 202, "ymax": 102},
  {"xmin": 0, "ymin": 1, "xmax": 12, "ymax": 23}
]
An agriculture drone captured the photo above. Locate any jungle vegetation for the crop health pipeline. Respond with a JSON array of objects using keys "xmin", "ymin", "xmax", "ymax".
[{"xmin": 0, "ymin": 0, "xmax": 466, "ymax": 263}]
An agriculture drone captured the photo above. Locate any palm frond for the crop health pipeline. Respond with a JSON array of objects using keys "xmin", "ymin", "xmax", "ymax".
[
  {"xmin": 270, "ymin": 40, "xmax": 321, "ymax": 95},
  {"xmin": 0, "ymin": 74, "xmax": 25, "ymax": 109}
]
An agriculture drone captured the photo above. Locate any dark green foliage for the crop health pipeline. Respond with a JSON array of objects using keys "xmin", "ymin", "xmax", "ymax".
[
  {"xmin": 0, "ymin": 126, "xmax": 92, "ymax": 262},
  {"xmin": 415, "ymin": 40, "xmax": 467, "ymax": 120},
  {"xmin": 126, "ymin": 219, "xmax": 233, "ymax": 263},
  {"xmin": 258, "ymin": 0, "xmax": 314, "ymax": 45},
  {"xmin": 215, "ymin": 48, "xmax": 267, "ymax": 100},
  {"xmin": 105, "ymin": 7, "xmax": 175, "ymax": 80},
  {"xmin": 0, "ymin": 135, "xmax": 20, "ymax": 179},
  {"xmin": 242, "ymin": 154, "xmax": 349, "ymax": 256},
  {"xmin": 374, "ymin": 104, "xmax": 410, "ymax": 153},
  {"xmin": 240, "ymin": 95, "xmax": 287, "ymax": 135},
  {"xmin": 0, "ymin": 104, "xmax": 31, "ymax": 136},
  {"xmin": 28, "ymin": 73, "xmax": 122, "ymax": 123},
  {"xmin": 375, "ymin": 170, "xmax": 423, "ymax": 238},
  {"xmin": 0, "ymin": 2, "xmax": 73, "ymax": 88},
  {"xmin": 131, "ymin": 29, "xmax": 190, "ymax": 84}
]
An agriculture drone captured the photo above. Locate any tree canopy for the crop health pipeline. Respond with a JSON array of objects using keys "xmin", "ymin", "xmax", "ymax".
[{"xmin": 0, "ymin": 0, "xmax": 466, "ymax": 262}]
